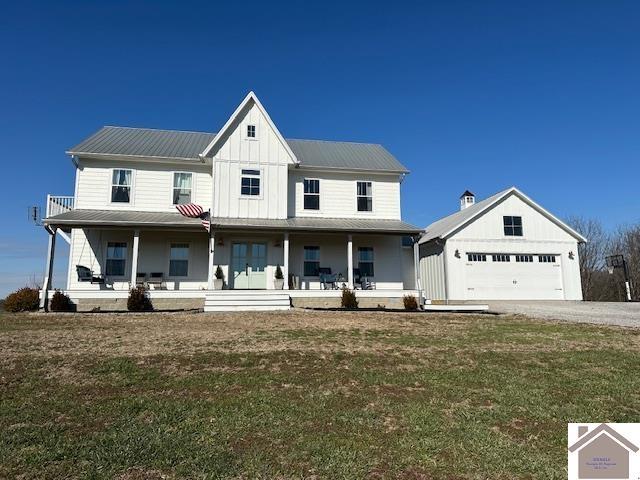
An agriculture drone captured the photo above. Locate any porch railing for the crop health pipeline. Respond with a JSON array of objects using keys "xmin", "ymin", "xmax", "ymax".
[{"xmin": 46, "ymin": 195, "xmax": 75, "ymax": 217}]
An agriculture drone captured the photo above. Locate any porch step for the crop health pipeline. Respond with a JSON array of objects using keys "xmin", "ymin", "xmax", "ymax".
[{"xmin": 204, "ymin": 291, "xmax": 291, "ymax": 312}]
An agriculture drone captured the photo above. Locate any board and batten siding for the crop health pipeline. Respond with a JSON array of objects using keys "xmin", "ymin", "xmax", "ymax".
[
  {"xmin": 288, "ymin": 171, "xmax": 402, "ymax": 220},
  {"xmin": 74, "ymin": 158, "xmax": 212, "ymax": 212},
  {"xmin": 210, "ymin": 101, "xmax": 294, "ymax": 219},
  {"xmin": 418, "ymin": 241, "xmax": 447, "ymax": 301}
]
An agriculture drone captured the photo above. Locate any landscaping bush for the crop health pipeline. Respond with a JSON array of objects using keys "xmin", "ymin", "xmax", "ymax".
[
  {"xmin": 4, "ymin": 287, "xmax": 40, "ymax": 312},
  {"xmin": 341, "ymin": 288, "xmax": 358, "ymax": 309},
  {"xmin": 50, "ymin": 290, "xmax": 75, "ymax": 312},
  {"xmin": 127, "ymin": 286, "xmax": 153, "ymax": 312},
  {"xmin": 403, "ymin": 294, "xmax": 419, "ymax": 311}
]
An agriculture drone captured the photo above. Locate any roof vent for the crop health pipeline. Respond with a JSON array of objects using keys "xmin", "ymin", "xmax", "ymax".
[{"xmin": 460, "ymin": 190, "xmax": 475, "ymax": 211}]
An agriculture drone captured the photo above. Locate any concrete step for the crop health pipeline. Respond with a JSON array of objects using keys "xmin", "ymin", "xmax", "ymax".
[{"xmin": 204, "ymin": 292, "xmax": 291, "ymax": 312}]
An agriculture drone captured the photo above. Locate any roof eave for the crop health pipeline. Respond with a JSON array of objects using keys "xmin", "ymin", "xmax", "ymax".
[
  {"xmin": 67, "ymin": 151, "xmax": 206, "ymax": 164},
  {"xmin": 294, "ymin": 164, "xmax": 409, "ymax": 175}
]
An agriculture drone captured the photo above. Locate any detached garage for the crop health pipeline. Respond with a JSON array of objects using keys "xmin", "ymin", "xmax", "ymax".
[{"xmin": 418, "ymin": 187, "xmax": 586, "ymax": 302}]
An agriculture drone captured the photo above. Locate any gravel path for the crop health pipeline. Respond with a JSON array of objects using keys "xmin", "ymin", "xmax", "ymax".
[{"xmin": 489, "ymin": 301, "xmax": 640, "ymax": 328}]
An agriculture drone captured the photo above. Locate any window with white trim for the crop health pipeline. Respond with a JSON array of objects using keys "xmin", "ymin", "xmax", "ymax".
[
  {"xmin": 515, "ymin": 254, "xmax": 533, "ymax": 263},
  {"xmin": 241, "ymin": 169, "xmax": 260, "ymax": 196},
  {"xmin": 247, "ymin": 125, "xmax": 256, "ymax": 138},
  {"xmin": 539, "ymin": 254, "xmax": 557, "ymax": 263},
  {"xmin": 169, "ymin": 243, "xmax": 189, "ymax": 277},
  {"xmin": 303, "ymin": 179, "xmax": 320, "ymax": 210},
  {"xmin": 467, "ymin": 253, "xmax": 487, "ymax": 262},
  {"xmin": 358, "ymin": 247, "xmax": 374, "ymax": 276},
  {"xmin": 111, "ymin": 169, "xmax": 132, "ymax": 203},
  {"xmin": 492, "ymin": 254, "xmax": 511, "ymax": 262},
  {"xmin": 303, "ymin": 246, "xmax": 320, "ymax": 276},
  {"xmin": 173, "ymin": 172, "xmax": 192, "ymax": 205},
  {"xmin": 503, "ymin": 216, "xmax": 523, "ymax": 236},
  {"xmin": 357, "ymin": 181, "xmax": 372, "ymax": 212},
  {"xmin": 105, "ymin": 242, "xmax": 127, "ymax": 276}
]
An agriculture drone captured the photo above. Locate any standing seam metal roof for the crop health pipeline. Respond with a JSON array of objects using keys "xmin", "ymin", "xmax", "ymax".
[{"xmin": 67, "ymin": 126, "xmax": 409, "ymax": 173}]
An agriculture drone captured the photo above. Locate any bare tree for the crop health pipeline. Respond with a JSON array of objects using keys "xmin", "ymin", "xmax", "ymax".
[
  {"xmin": 567, "ymin": 216, "xmax": 609, "ymax": 301},
  {"xmin": 608, "ymin": 224, "xmax": 640, "ymax": 301}
]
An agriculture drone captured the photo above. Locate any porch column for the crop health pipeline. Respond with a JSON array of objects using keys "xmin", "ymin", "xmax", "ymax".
[
  {"xmin": 130, "ymin": 229, "xmax": 140, "ymax": 288},
  {"xmin": 207, "ymin": 230, "xmax": 215, "ymax": 290},
  {"xmin": 413, "ymin": 236, "xmax": 421, "ymax": 293},
  {"xmin": 347, "ymin": 234, "xmax": 354, "ymax": 288},
  {"xmin": 283, "ymin": 232, "xmax": 289, "ymax": 290},
  {"xmin": 40, "ymin": 227, "xmax": 57, "ymax": 311}
]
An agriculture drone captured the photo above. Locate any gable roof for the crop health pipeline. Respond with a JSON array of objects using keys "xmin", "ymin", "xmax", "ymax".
[
  {"xmin": 199, "ymin": 91, "xmax": 297, "ymax": 164},
  {"xmin": 419, "ymin": 186, "xmax": 587, "ymax": 244},
  {"xmin": 568, "ymin": 424, "xmax": 639, "ymax": 453}
]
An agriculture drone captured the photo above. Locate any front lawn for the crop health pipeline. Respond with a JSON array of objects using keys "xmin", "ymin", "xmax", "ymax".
[{"xmin": 1, "ymin": 310, "xmax": 639, "ymax": 479}]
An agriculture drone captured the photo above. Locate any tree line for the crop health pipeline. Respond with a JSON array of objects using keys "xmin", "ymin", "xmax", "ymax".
[{"xmin": 568, "ymin": 217, "xmax": 639, "ymax": 302}]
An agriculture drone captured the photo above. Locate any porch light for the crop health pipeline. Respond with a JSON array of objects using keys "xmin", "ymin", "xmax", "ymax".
[
  {"xmin": 217, "ymin": 238, "xmax": 224, "ymax": 246},
  {"xmin": 454, "ymin": 249, "xmax": 460, "ymax": 258}
]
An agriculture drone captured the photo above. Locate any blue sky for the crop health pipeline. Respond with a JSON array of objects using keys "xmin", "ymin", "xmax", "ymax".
[{"xmin": 1, "ymin": 1, "xmax": 639, "ymax": 297}]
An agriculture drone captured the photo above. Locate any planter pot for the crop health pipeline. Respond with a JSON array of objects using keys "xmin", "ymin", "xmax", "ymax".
[
  {"xmin": 214, "ymin": 279, "xmax": 224, "ymax": 290},
  {"xmin": 274, "ymin": 278, "xmax": 285, "ymax": 290}
]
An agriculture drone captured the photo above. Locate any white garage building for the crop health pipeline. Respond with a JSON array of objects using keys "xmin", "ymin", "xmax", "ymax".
[{"xmin": 418, "ymin": 187, "xmax": 586, "ymax": 302}]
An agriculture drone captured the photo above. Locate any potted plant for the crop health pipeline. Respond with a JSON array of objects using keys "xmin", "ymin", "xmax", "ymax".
[
  {"xmin": 214, "ymin": 266, "xmax": 225, "ymax": 290},
  {"xmin": 274, "ymin": 265, "xmax": 285, "ymax": 290}
]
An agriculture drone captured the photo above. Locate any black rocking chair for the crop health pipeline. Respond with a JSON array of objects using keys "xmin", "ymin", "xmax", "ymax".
[{"xmin": 76, "ymin": 265, "xmax": 105, "ymax": 284}]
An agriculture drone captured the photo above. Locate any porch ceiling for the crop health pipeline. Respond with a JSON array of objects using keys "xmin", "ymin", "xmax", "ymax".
[{"xmin": 44, "ymin": 209, "xmax": 422, "ymax": 234}]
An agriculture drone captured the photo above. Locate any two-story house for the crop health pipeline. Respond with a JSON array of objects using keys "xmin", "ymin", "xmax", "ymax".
[{"xmin": 41, "ymin": 92, "xmax": 422, "ymax": 311}]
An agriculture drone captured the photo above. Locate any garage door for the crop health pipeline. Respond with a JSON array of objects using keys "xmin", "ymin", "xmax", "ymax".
[{"xmin": 464, "ymin": 253, "xmax": 564, "ymax": 300}]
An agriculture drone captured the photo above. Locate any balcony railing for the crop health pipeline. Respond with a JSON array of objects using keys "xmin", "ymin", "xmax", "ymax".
[{"xmin": 46, "ymin": 195, "xmax": 75, "ymax": 217}]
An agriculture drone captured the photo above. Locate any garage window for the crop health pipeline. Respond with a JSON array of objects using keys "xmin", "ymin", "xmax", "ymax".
[
  {"xmin": 503, "ymin": 216, "xmax": 523, "ymax": 236},
  {"xmin": 492, "ymin": 254, "xmax": 510, "ymax": 262},
  {"xmin": 539, "ymin": 254, "xmax": 556, "ymax": 263},
  {"xmin": 515, "ymin": 254, "xmax": 533, "ymax": 263},
  {"xmin": 467, "ymin": 253, "xmax": 487, "ymax": 262}
]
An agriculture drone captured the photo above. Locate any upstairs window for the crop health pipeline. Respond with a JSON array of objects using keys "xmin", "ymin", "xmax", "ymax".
[
  {"xmin": 105, "ymin": 242, "xmax": 127, "ymax": 276},
  {"xmin": 467, "ymin": 253, "xmax": 487, "ymax": 262},
  {"xmin": 169, "ymin": 243, "xmax": 189, "ymax": 276},
  {"xmin": 111, "ymin": 169, "xmax": 132, "ymax": 203},
  {"xmin": 357, "ymin": 181, "xmax": 372, "ymax": 212},
  {"xmin": 492, "ymin": 254, "xmax": 511, "ymax": 262},
  {"xmin": 303, "ymin": 246, "xmax": 320, "ymax": 276},
  {"xmin": 241, "ymin": 169, "xmax": 260, "ymax": 196},
  {"xmin": 173, "ymin": 172, "xmax": 192, "ymax": 205},
  {"xmin": 247, "ymin": 125, "xmax": 256, "ymax": 138},
  {"xmin": 503, "ymin": 216, "xmax": 523, "ymax": 236},
  {"xmin": 303, "ymin": 179, "xmax": 320, "ymax": 210},
  {"xmin": 358, "ymin": 247, "xmax": 374, "ymax": 276}
]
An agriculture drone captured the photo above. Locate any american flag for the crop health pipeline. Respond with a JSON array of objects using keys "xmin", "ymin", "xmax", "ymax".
[{"xmin": 175, "ymin": 204, "xmax": 210, "ymax": 232}]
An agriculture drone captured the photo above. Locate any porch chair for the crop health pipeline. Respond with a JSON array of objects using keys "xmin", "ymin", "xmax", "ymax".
[
  {"xmin": 319, "ymin": 267, "xmax": 338, "ymax": 290},
  {"xmin": 353, "ymin": 268, "xmax": 373, "ymax": 290},
  {"xmin": 135, "ymin": 272, "xmax": 147, "ymax": 288},
  {"xmin": 76, "ymin": 265, "xmax": 105, "ymax": 284},
  {"xmin": 147, "ymin": 272, "xmax": 166, "ymax": 290}
]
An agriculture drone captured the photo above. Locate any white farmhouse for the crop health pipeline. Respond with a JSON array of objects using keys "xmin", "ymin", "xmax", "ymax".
[
  {"xmin": 41, "ymin": 92, "xmax": 422, "ymax": 311},
  {"xmin": 418, "ymin": 187, "xmax": 586, "ymax": 301}
]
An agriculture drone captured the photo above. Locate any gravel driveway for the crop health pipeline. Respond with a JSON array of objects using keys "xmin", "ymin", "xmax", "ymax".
[{"xmin": 489, "ymin": 301, "xmax": 640, "ymax": 328}]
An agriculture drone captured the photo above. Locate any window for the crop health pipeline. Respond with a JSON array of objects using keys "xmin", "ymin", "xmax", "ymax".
[
  {"xmin": 358, "ymin": 247, "xmax": 374, "ymax": 277},
  {"xmin": 539, "ymin": 254, "xmax": 556, "ymax": 263},
  {"xmin": 105, "ymin": 242, "xmax": 127, "ymax": 276},
  {"xmin": 169, "ymin": 243, "xmax": 189, "ymax": 276},
  {"xmin": 173, "ymin": 172, "xmax": 192, "ymax": 205},
  {"xmin": 111, "ymin": 169, "xmax": 132, "ymax": 203},
  {"xmin": 515, "ymin": 254, "xmax": 534, "ymax": 263},
  {"xmin": 241, "ymin": 169, "xmax": 260, "ymax": 196},
  {"xmin": 357, "ymin": 181, "xmax": 372, "ymax": 212},
  {"xmin": 247, "ymin": 124, "xmax": 256, "ymax": 138},
  {"xmin": 492, "ymin": 254, "xmax": 510, "ymax": 262},
  {"xmin": 503, "ymin": 216, "xmax": 523, "ymax": 236},
  {"xmin": 303, "ymin": 179, "xmax": 320, "ymax": 210},
  {"xmin": 467, "ymin": 253, "xmax": 487, "ymax": 262},
  {"xmin": 303, "ymin": 246, "xmax": 320, "ymax": 276}
]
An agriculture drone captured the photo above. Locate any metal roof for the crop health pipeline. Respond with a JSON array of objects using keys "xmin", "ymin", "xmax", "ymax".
[
  {"xmin": 68, "ymin": 126, "xmax": 409, "ymax": 173},
  {"xmin": 45, "ymin": 209, "xmax": 422, "ymax": 234},
  {"xmin": 420, "ymin": 187, "xmax": 587, "ymax": 244}
]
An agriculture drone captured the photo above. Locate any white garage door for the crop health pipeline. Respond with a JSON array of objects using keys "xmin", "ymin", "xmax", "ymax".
[{"xmin": 464, "ymin": 254, "xmax": 564, "ymax": 300}]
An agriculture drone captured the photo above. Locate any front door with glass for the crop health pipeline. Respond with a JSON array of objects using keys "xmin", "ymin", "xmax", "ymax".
[{"xmin": 231, "ymin": 242, "xmax": 267, "ymax": 289}]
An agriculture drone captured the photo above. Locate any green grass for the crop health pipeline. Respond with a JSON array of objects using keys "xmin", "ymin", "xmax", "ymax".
[{"xmin": 1, "ymin": 311, "xmax": 639, "ymax": 479}]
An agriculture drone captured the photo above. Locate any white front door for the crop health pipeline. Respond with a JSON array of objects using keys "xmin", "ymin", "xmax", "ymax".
[{"xmin": 231, "ymin": 242, "xmax": 267, "ymax": 289}]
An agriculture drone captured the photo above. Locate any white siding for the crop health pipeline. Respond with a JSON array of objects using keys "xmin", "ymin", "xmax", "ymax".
[
  {"xmin": 210, "ymin": 101, "xmax": 294, "ymax": 219},
  {"xmin": 288, "ymin": 170, "xmax": 401, "ymax": 219},
  {"xmin": 75, "ymin": 159, "xmax": 212, "ymax": 212},
  {"xmin": 418, "ymin": 241, "xmax": 447, "ymax": 300}
]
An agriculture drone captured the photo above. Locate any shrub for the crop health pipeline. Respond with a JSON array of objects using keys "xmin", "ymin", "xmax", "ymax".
[
  {"xmin": 341, "ymin": 288, "xmax": 358, "ymax": 309},
  {"xmin": 50, "ymin": 290, "xmax": 75, "ymax": 312},
  {"xmin": 127, "ymin": 286, "xmax": 153, "ymax": 312},
  {"xmin": 403, "ymin": 294, "xmax": 419, "ymax": 311},
  {"xmin": 4, "ymin": 287, "xmax": 40, "ymax": 312},
  {"xmin": 275, "ymin": 265, "xmax": 284, "ymax": 280},
  {"xmin": 215, "ymin": 265, "xmax": 225, "ymax": 280}
]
